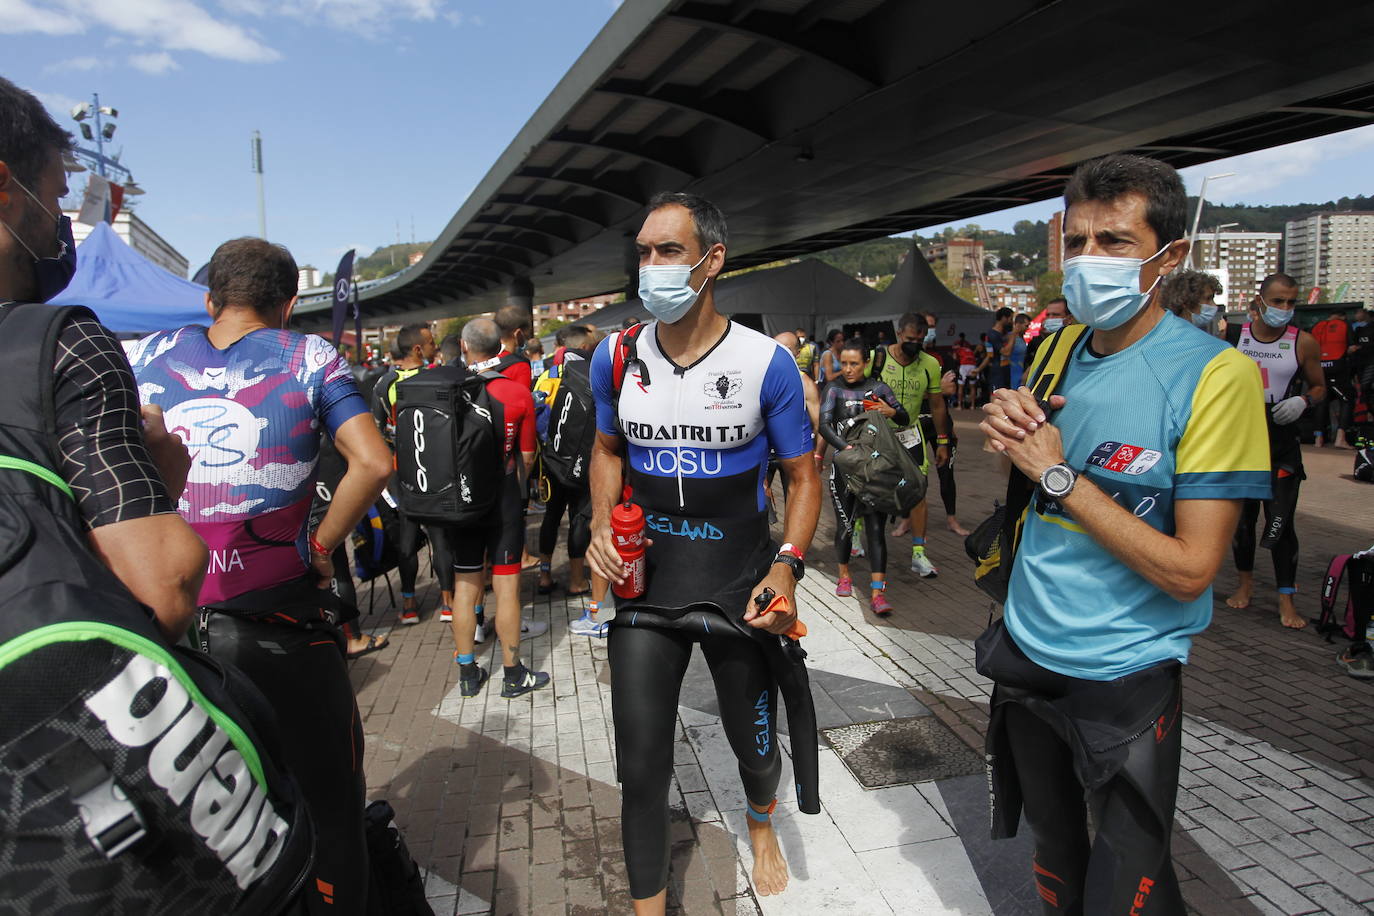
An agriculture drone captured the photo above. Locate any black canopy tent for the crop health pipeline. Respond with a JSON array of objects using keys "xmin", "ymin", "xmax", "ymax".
[{"xmin": 828, "ymin": 245, "xmax": 995, "ymax": 347}]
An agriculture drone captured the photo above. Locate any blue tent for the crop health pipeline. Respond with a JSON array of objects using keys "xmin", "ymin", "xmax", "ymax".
[{"xmin": 49, "ymin": 221, "xmax": 210, "ymax": 333}]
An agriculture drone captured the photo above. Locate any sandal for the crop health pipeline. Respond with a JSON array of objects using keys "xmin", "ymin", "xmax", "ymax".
[
  {"xmin": 565, "ymin": 584, "xmax": 591, "ymax": 597},
  {"xmin": 346, "ymin": 634, "xmax": 389, "ymax": 659},
  {"xmin": 536, "ymin": 580, "xmax": 560, "ymax": 595}
]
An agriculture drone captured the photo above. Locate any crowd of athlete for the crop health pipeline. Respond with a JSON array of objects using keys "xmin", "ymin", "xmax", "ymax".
[{"xmin": 5, "ymin": 67, "xmax": 1365, "ymax": 916}]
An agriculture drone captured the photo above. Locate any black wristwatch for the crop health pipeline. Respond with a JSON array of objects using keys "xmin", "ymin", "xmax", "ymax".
[{"xmin": 773, "ymin": 546, "xmax": 805, "ymax": 581}]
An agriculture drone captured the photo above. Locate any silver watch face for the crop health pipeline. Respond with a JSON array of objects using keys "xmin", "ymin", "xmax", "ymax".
[{"xmin": 1043, "ymin": 465, "xmax": 1074, "ymax": 495}]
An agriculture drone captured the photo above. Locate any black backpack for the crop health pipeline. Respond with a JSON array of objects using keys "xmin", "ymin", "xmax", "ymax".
[
  {"xmin": 0, "ymin": 303, "xmax": 313, "ymax": 915},
  {"xmin": 541, "ymin": 356, "xmax": 596, "ymax": 489},
  {"xmin": 393, "ymin": 366, "xmax": 505, "ymax": 526},
  {"xmin": 831, "ymin": 410, "xmax": 928, "ymax": 516}
]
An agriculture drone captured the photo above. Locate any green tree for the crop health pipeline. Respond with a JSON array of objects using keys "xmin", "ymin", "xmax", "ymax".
[
  {"xmin": 873, "ymin": 274, "xmax": 894, "ymax": 292},
  {"xmin": 1035, "ymin": 271, "xmax": 1064, "ymax": 309},
  {"xmin": 436, "ymin": 316, "xmax": 470, "ymax": 345}
]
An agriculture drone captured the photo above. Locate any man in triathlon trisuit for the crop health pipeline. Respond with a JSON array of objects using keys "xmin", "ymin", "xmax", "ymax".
[
  {"xmin": 980, "ymin": 154, "xmax": 1269, "ymax": 914},
  {"xmin": 1225, "ymin": 273, "xmax": 1325, "ymax": 628},
  {"xmin": 450, "ymin": 318, "xmax": 549, "ymax": 698},
  {"xmin": 372, "ymin": 322, "xmax": 453, "ymax": 625},
  {"xmin": 870, "ymin": 312, "xmax": 951, "ymax": 577},
  {"xmin": 585, "ymin": 192, "xmax": 821, "ymax": 913},
  {"xmin": 131, "ymin": 237, "xmax": 393, "ymax": 915}
]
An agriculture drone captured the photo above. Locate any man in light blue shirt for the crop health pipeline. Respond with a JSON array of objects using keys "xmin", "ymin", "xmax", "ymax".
[{"xmin": 978, "ymin": 153, "xmax": 1269, "ymax": 915}]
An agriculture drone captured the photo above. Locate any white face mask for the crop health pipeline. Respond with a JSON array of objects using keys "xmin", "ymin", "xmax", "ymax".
[
  {"xmin": 638, "ymin": 249, "xmax": 712, "ymax": 324},
  {"xmin": 1061, "ymin": 243, "xmax": 1169, "ymax": 331},
  {"xmin": 1041, "ymin": 317, "xmax": 1065, "ymax": 334}
]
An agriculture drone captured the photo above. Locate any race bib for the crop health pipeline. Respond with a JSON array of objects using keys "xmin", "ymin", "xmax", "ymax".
[{"xmin": 896, "ymin": 426, "xmax": 922, "ymax": 449}]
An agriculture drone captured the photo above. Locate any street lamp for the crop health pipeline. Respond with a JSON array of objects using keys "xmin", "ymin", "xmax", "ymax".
[
  {"xmin": 1211, "ymin": 222, "xmax": 1239, "ymax": 269},
  {"xmin": 1189, "ymin": 172, "xmax": 1234, "ymax": 266}
]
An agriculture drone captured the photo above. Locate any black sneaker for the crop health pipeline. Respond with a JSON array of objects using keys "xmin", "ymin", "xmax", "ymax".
[
  {"xmin": 501, "ymin": 663, "xmax": 550, "ymax": 698},
  {"xmin": 457, "ymin": 659, "xmax": 489, "ymax": 698}
]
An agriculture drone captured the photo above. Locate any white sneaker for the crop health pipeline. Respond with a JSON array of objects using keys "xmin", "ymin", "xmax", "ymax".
[
  {"xmin": 568, "ymin": 613, "xmax": 607, "ymax": 638},
  {"xmin": 473, "ymin": 616, "xmax": 492, "ymax": 644},
  {"xmin": 910, "ymin": 548, "xmax": 938, "ymax": 578},
  {"xmin": 520, "ymin": 619, "xmax": 549, "ymax": 638}
]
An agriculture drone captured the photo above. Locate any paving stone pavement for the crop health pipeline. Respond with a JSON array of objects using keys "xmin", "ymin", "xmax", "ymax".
[{"xmin": 347, "ymin": 414, "xmax": 1373, "ymax": 915}]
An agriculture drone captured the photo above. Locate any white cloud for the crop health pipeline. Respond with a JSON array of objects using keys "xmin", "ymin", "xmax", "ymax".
[
  {"xmin": 27, "ymin": 89, "xmax": 84, "ymax": 125},
  {"xmin": 129, "ymin": 51, "xmax": 181, "ymax": 75},
  {"xmin": 1182, "ymin": 124, "xmax": 1374, "ymax": 201},
  {"xmin": 223, "ymin": 0, "xmax": 456, "ymax": 36},
  {"xmin": 0, "ymin": 0, "xmax": 83, "ymax": 34},
  {"xmin": 0, "ymin": 0, "xmax": 279, "ymax": 63},
  {"xmin": 44, "ymin": 56, "xmax": 103, "ymax": 74}
]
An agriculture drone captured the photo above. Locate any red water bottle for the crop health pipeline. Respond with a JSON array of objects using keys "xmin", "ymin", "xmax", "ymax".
[{"xmin": 610, "ymin": 500, "xmax": 647, "ymax": 599}]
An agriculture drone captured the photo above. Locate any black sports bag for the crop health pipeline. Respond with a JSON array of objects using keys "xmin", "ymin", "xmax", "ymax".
[{"xmin": 0, "ymin": 303, "xmax": 313, "ymax": 915}]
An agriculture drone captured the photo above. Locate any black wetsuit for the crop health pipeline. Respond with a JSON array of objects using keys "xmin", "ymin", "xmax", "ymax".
[
  {"xmin": 589, "ymin": 322, "xmax": 819, "ymax": 900},
  {"xmin": 819, "ymin": 378, "xmax": 908, "ymax": 575}
]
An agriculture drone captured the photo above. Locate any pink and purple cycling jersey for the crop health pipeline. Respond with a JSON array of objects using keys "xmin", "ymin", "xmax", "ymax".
[{"xmin": 128, "ymin": 326, "xmax": 369, "ymax": 604}]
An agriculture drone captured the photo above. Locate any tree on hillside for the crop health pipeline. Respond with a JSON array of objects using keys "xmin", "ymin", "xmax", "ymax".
[{"xmin": 1035, "ymin": 271, "xmax": 1064, "ymax": 309}]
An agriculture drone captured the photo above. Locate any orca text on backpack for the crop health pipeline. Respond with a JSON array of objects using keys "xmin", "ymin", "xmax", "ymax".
[
  {"xmin": 0, "ymin": 303, "xmax": 313, "ymax": 915},
  {"xmin": 393, "ymin": 365, "xmax": 506, "ymax": 526},
  {"xmin": 542, "ymin": 355, "xmax": 597, "ymax": 489}
]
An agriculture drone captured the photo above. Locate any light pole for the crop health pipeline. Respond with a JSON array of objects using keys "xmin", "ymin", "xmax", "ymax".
[
  {"xmin": 1189, "ymin": 172, "xmax": 1234, "ymax": 266},
  {"xmin": 1211, "ymin": 222, "xmax": 1239, "ymax": 269},
  {"xmin": 252, "ymin": 131, "xmax": 266, "ymax": 239}
]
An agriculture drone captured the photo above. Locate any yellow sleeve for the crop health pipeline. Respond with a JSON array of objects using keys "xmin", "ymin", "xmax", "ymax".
[{"xmin": 1174, "ymin": 348, "xmax": 1271, "ymax": 499}]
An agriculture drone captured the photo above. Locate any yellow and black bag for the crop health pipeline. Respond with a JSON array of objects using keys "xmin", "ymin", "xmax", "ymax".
[{"xmin": 965, "ymin": 324, "xmax": 1089, "ymax": 604}]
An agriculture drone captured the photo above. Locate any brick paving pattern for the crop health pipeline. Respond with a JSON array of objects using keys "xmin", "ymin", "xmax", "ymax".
[{"xmin": 348, "ymin": 414, "xmax": 1374, "ymax": 915}]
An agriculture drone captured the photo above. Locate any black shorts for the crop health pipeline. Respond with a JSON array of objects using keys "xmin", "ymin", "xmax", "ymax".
[{"xmin": 452, "ymin": 472, "xmax": 524, "ymax": 575}]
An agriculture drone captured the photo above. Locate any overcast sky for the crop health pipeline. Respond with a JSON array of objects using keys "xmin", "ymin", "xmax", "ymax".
[{"xmin": 7, "ymin": 0, "xmax": 1374, "ymax": 279}]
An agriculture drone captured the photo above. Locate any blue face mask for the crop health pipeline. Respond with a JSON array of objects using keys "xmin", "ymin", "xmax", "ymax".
[
  {"xmin": 1040, "ymin": 317, "xmax": 1065, "ymax": 335},
  {"xmin": 1191, "ymin": 304, "xmax": 1218, "ymax": 329},
  {"xmin": 1258, "ymin": 296, "xmax": 1294, "ymax": 329},
  {"xmin": 1061, "ymin": 244, "xmax": 1169, "ymax": 331},
  {"xmin": 1, "ymin": 179, "xmax": 76, "ymax": 303},
  {"xmin": 923, "ymin": 328, "xmax": 936, "ymax": 345},
  {"xmin": 638, "ymin": 249, "xmax": 711, "ymax": 324}
]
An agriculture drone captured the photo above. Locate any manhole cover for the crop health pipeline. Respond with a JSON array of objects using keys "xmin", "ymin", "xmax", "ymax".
[{"xmin": 822, "ymin": 716, "xmax": 983, "ymax": 788}]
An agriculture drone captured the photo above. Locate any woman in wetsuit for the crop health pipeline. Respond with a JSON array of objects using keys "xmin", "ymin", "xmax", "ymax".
[{"xmin": 819, "ymin": 338, "xmax": 908, "ymax": 615}]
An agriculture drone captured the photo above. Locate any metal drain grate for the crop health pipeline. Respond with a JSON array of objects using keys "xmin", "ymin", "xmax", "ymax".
[{"xmin": 821, "ymin": 716, "xmax": 984, "ymax": 788}]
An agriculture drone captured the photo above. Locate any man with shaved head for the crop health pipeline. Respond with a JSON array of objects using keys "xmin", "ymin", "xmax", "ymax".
[
  {"xmin": 774, "ymin": 330, "xmax": 820, "ymax": 438},
  {"xmin": 447, "ymin": 317, "xmax": 548, "ymax": 698}
]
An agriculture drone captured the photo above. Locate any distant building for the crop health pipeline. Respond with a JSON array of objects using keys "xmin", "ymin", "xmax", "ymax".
[
  {"xmin": 988, "ymin": 279, "xmax": 1036, "ymax": 312},
  {"xmin": 535, "ymin": 295, "xmax": 616, "ymax": 332},
  {"xmin": 66, "ymin": 209, "xmax": 188, "ymax": 278},
  {"xmin": 297, "ymin": 265, "xmax": 320, "ymax": 291},
  {"xmin": 408, "ymin": 250, "xmax": 423, "ymax": 266},
  {"xmin": 1285, "ymin": 212, "xmax": 1374, "ymax": 306},
  {"xmin": 1048, "ymin": 211, "xmax": 1063, "ymax": 274},
  {"xmin": 1191, "ymin": 231, "xmax": 1280, "ymax": 307}
]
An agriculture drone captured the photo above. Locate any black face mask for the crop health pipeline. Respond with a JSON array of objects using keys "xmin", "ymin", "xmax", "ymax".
[{"xmin": 900, "ymin": 340, "xmax": 922, "ymax": 357}]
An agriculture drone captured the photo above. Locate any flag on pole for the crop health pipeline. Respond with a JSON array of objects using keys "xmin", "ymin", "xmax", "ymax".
[
  {"xmin": 332, "ymin": 249, "xmax": 355, "ymax": 348},
  {"xmin": 76, "ymin": 173, "xmax": 110, "ymax": 226}
]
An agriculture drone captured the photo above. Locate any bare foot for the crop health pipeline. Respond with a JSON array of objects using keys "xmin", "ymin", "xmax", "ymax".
[
  {"xmin": 946, "ymin": 518, "xmax": 971, "ymax": 537},
  {"xmin": 1279, "ymin": 594, "xmax": 1306, "ymax": 629},
  {"xmin": 892, "ymin": 520, "xmax": 910, "ymax": 538},
  {"xmin": 1226, "ymin": 580, "xmax": 1252, "ymax": 609},
  {"xmin": 747, "ymin": 812, "xmax": 789, "ymax": 897}
]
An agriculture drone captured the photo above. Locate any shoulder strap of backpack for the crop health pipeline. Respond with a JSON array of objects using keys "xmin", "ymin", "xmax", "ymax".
[
  {"xmin": 868, "ymin": 345, "xmax": 887, "ymax": 379},
  {"xmin": 1321, "ymin": 554, "xmax": 1351, "ymax": 620},
  {"xmin": 1024, "ymin": 323, "xmax": 1089, "ymax": 408},
  {"xmin": 611, "ymin": 323, "xmax": 646, "ymax": 393},
  {"xmin": 0, "ymin": 302, "xmax": 97, "ymax": 493}
]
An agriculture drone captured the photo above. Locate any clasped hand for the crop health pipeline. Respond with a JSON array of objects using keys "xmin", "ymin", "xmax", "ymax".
[{"xmin": 979, "ymin": 386, "xmax": 1068, "ymax": 481}]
